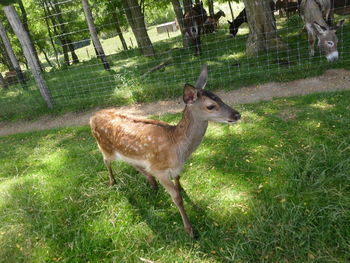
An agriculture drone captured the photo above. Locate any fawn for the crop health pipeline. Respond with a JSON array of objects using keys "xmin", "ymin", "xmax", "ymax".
[{"xmin": 90, "ymin": 65, "xmax": 240, "ymax": 237}]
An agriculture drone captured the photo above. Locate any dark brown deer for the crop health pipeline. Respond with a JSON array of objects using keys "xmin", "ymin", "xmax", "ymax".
[
  {"xmin": 90, "ymin": 65, "xmax": 241, "ymax": 238},
  {"xmin": 204, "ymin": 10, "xmax": 226, "ymax": 34},
  {"xmin": 183, "ymin": 2, "xmax": 208, "ymax": 56}
]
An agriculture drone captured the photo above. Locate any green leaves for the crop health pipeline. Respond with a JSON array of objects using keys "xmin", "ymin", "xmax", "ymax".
[{"xmin": 0, "ymin": 0, "xmax": 18, "ymax": 6}]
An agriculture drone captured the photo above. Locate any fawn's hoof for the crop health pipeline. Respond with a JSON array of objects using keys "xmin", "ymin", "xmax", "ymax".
[
  {"xmin": 109, "ymin": 180, "xmax": 116, "ymax": 186},
  {"xmin": 185, "ymin": 226, "xmax": 198, "ymax": 239}
]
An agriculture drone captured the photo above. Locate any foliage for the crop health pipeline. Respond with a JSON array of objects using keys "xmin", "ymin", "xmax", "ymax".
[
  {"xmin": 0, "ymin": 0, "xmax": 18, "ymax": 6},
  {"xmin": 1, "ymin": 90, "xmax": 349, "ymax": 262}
]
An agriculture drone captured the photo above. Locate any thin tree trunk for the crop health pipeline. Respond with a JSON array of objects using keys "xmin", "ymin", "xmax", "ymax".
[
  {"xmin": 122, "ymin": 0, "xmax": 155, "ymax": 57},
  {"xmin": 243, "ymin": 0, "xmax": 287, "ymax": 56},
  {"xmin": 47, "ymin": 0, "xmax": 70, "ymax": 66},
  {"xmin": 42, "ymin": 0, "xmax": 60, "ymax": 67},
  {"xmin": 0, "ymin": 38, "xmax": 14, "ymax": 71},
  {"xmin": 40, "ymin": 47, "xmax": 54, "ymax": 68},
  {"xmin": 208, "ymin": 0, "xmax": 214, "ymax": 17},
  {"xmin": 111, "ymin": 9, "xmax": 128, "ymax": 50},
  {"xmin": 82, "ymin": 0, "xmax": 110, "ymax": 70},
  {"xmin": 183, "ymin": 0, "xmax": 192, "ymax": 14},
  {"xmin": 171, "ymin": 0, "xmax": 187, "ymax": 48},
  {"xmin": 228, "ymin": 0, "xmax": 234, "ymax": 21},
  {"xmin": 0, "ymin": 72, "xmax": 8, "ymax": 89},
  {"xmin": 52, "ymin": 0, "xmax": 79, "ymax": 64},
  {"xmin": 0, "ymin": 18, "xmax": 26, "ymax": 86},
  {"xmin": 18, "ymin": 0, "xmax": 43, "ymax": 72},
  {"xmin": 4, "ymin": 5, "xmax": 53, "ymax": 108}
]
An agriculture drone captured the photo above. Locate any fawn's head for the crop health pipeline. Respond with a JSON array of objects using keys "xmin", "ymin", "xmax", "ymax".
[{"xmin": 183, "ymin": 65, "xmax": 241, "ymax": 123}]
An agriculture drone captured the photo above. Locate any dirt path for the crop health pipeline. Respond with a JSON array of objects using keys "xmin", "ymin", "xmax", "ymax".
[{"xmin": 1, "ymin": 69, "xmax": 350, "ymax": 137}]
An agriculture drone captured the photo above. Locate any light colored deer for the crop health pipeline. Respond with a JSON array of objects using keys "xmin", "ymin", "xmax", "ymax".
[
  {"xmin": 300, "ymin": 0, "xmax": 344, "ymax": 62},
  {"xmin": 90, "ymin": 65, "xmax": 241, "ymax": 238}
]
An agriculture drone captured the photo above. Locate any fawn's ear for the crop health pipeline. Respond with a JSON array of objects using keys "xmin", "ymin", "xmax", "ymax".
[
  {"xmin": 195, "ymin": 64, "xmax": 208, "ymax": 89},
  {"xmin": 227, "ymin": 20, "xmax": 232, "ymax": 25},
  {"xmin": 183, "ymin": 84, "xmax": 198, "ymax": 104}
]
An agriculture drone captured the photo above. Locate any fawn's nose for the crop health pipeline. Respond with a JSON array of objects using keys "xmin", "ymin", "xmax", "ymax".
[
  {"xmin": 234, "ymin": 112, "xmax": 241, "ymax": 120},
  {"xmin": 228, "ymin": 111, "xmax": 241, "ymax": 122}
]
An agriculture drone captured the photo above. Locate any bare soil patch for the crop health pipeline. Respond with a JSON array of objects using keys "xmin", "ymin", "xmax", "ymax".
[{"xmin": 1, "ymin": 69, "xmax": 350, "ymax": 137}]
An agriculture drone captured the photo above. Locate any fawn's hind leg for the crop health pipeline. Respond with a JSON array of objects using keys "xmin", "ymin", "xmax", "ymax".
[
  {"xmin": 104, "ymin": 158, "xmax": 116, "ymax": 186},
  {"xmin": 133, "ymin": 166, "xmax": 158, "ymax": 190}
]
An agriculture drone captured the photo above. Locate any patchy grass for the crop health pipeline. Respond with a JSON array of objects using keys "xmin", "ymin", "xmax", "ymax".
[
  {"xmin": 1, "ymin": 11, "xmax": 350, "ymax": 121},
  {"xmin": 1, "ymin": 91, "xmax": 349, "ymax": 262}
]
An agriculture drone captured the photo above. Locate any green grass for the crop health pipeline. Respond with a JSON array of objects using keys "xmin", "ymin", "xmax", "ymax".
[
  {"xmin": 1, "ymin": 90, "xmax": 349, "ymax": 262},
  {"xmin": 1, "ymin": 11, "xmax": 350, "ymax": 122}
]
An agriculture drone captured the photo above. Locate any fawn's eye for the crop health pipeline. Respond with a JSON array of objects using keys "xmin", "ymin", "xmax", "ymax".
[{"xmin": 207, "ymin": 105, "xmax": 215, "ymax": 110}]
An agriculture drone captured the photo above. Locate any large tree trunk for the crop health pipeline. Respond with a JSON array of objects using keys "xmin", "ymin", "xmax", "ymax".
[
  {"xmin": 42, "ymin": 0, "xmax": 60, "ymax": 67},
  {"xmin": 82, "ymin": 0, "xmax": 110, "ymax": 70},
  {"xmin": 171, "ymin": 0, "xmax": 187, "ymax": 48},
  {"xmin": 52, "ymin": 0, "xmax": 79, "ymax": 64},
  {"xmin": 0, "ymin": 72, "xmax": 8, "ymax": 89},
  {"xmin": 4, "ymin": 5, "xmax": 53, "ymax": 108},
  {"xmin": 183, "ymin": 0, "xmax": 192, "ymax": 14},
  {"xmin": 0, "ymin": 18, "xmax": 26, "ymax": 86},
  {"xmin": 243, "ymin": 0, "xmax": 287, "ymax": 56},
  {"xmin": 122, "ymin": 0, "xmax": 155, "ymax": 57},
  {"xmin": 18, "ymin": 0, "xmax": 43, "ymax": 72},
  {"xmin": 111, "ymin": 7, "xmax": 128, "ymax": 50}
]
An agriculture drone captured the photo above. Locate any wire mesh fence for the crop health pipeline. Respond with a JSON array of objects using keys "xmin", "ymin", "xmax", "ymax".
[{"xmin": 0, "ymin": 0, "xmax": 350, "ymax": 121}]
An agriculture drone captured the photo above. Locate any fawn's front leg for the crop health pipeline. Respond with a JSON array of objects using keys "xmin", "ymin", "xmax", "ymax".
[{"xmin": 157, "ymin": 174, "xmax": 194, "ymax": 238}]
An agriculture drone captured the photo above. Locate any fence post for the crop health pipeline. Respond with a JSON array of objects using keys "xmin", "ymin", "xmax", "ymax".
[{"xmin": 4, "ymin": 5, "xmax": 53, "ymax": 108}]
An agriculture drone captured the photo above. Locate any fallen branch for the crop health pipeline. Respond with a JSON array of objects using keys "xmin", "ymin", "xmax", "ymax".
[{"xmin": 141, "ymin": 58, "xmax": 171, "ymax": 78}]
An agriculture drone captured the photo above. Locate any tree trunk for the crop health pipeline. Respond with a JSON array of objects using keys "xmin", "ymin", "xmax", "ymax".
[
  {"xmin": 4, "ymin": 5, "xmax": 53, "ymax": 108},
  {"xmin": 40, "ymin": 46, "xmax": 54, "ymax": 68},
  {"xmin": 42, "ymin": 0, "xmax": 60, "ymax": 67},
  {"xmin": 0, "ymin": 41, "xmax": 14, "ymax": 71},
  {"xmin": 122, "ymin": 0, "xmax": 155, "ymax": 57},
  {"xmin": 228, "ymin": 0, "xmax": 234, "ymax": 21},
  {"xmin": 0, "ymin": 18, "xmax": 26, "ymax": 86},
  {"xmin": 18, "ymin": 0, "xmax": 43, "ymax": 72},
  {"xmin": 110, "ymin": 4, "xmax": 128, "ymax": 51},
  {"xmin": 243, "ymin": 0, "xmax": 287, "ymax": 56},
  {"xmin": 171, "ymin": 0, "xmax": 187, "ymax": 48},
  {"xmin": 45, "ymin": 0, "xmax": 70, "ymax": 66},
  {"xmin": 0, "ymin": 72, "xmax": 8, "ymax": 89},
  {"xmin": 52, "ymin": 0, "xmax": 79, "ymax": 64},
  {"xmin": 208, "ymin": 0, "xmax": 214, "ymax": 17},
  {"xmin": 82, "ymin": 0, "xmax": 110, "ymax": 70},
  {"xmin": 183, "ymin": 0, "xmax": 192, "ymax": 14}
]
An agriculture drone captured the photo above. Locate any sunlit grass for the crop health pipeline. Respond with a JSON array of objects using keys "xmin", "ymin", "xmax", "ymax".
[{"xmin": 1, "ymin": 91, "xmax": 349, "ymax": 262}]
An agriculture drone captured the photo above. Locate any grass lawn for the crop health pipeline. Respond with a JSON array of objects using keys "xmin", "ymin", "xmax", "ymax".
[
  {"xmin": 1, "ymin": 11, "xmax": 350, "ymax": 122},
  {"xmin": 1, "ymin": 90, "xmax": 349, "ymax": 262}
]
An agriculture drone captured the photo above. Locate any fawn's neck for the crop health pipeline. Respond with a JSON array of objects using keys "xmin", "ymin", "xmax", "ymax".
[{"xmin": 173, "ymin": 106, "xmax": 208, "ymax": 162}]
